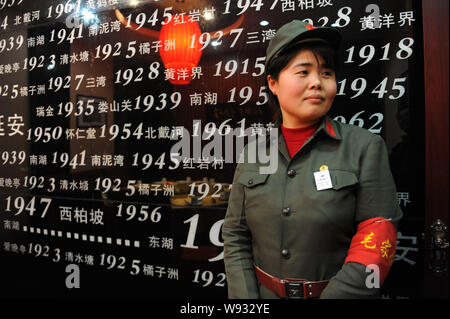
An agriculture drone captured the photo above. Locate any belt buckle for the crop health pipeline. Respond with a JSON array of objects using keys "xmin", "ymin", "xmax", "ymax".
[{"xmin": 284, "ymin": 280, "xmax": 304, "ymax": 299}]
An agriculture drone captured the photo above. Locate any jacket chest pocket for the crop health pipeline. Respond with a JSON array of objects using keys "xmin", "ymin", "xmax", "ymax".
[
  {"xmin": 236, "ymin": 172, "xmax": 270, "ymax": 208},
  {"xmin": 330, "ymin": 170, "xmax": 358, "ymax": 191},
  {"xmin": 310, "ymin": 169, "xmax": 358, "ymax": 201},
  {"xmin": 237, "ymin": 172, "xmax": 270, "ymax": 188},
  {"xmin": 311, "ymin": 169, "xmax": 358, "ymax": 231},
  {"xmin": 310, "ymin": 169, "xmax": 358, "ymax": 196},
  {"xmin": 236, "ymin": 171, "xmax": 274, "ymax": 229}
]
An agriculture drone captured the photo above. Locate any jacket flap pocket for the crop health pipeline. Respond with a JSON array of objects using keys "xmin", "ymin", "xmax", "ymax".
[
  {"xmin": 236, "ymin": 172, "xmax": 269, "ymax": 188},
  {"xmin": 331, "ymin": 170, "xmax": 358, "ymax": 190}
]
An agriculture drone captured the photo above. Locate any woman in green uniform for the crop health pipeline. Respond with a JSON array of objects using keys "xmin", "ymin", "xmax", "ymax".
[{"xmin": 223, "ymin": 20, "xmax": 402, "ymax": 299}]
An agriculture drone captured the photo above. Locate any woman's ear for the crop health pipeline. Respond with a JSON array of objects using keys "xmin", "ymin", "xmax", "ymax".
[{"xmin": 267, "ymin": 75, "xmax": 277, "ymax": 95}]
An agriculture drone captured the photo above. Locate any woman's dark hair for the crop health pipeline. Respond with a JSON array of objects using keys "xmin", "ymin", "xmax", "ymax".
[{"xmin": 266, "ymin": 41, "xmax": 340, "ymax": 123}]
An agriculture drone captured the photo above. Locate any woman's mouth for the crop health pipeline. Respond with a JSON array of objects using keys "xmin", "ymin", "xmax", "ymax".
[{"xmin": 304, "ymin": 95, "xmax": 324, "ymax": 102}]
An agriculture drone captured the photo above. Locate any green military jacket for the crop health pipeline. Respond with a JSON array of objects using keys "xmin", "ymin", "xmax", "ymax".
[{"xmin": 222, "ymin": 116, "xmax": 403, "ymax": 299}]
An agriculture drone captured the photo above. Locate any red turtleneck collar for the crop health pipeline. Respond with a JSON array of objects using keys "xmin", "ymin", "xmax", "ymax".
[{"xmin": 281, "ymin": 122, "xmax": 320, "ymax": 158}]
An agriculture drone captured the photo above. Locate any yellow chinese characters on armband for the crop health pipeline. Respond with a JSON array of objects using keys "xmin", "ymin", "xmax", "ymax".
[
  {"xmin": 380, "ymin": 239, "xmax": 396, "ymax": 266},
  {"xmin": 345, "ymin": 217, "xmax": 398, "ymax": 284},
  {"xmin": 360, "ymin": 232, "xmax": 376, "ymax": 249}
]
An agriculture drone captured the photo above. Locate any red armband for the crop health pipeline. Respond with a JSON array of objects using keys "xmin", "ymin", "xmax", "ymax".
[{"xmin": 344, "ymin": 217, "xmax": 397, "ymax": 284}]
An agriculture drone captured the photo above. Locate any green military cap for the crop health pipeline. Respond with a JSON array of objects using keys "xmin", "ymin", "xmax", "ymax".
[{"xmin": 265, "ymin": 20, "xmax": 342, "ymax": 70}]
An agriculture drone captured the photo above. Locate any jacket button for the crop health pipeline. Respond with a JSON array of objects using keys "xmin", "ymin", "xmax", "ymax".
[
  {"xmin": 248, "ymin": 179, "xmax": 253, "ymax": 185},
  {"xmin": 282, "ymin": 207, "xmax": 291, "ymax": 216},
  {"xmin": 281, "ymin": 249, "xmax": 290, "ymax": 258},
  {"xmin": 287, "ymin": 169, "xmax": 296, "ymax": 177}
]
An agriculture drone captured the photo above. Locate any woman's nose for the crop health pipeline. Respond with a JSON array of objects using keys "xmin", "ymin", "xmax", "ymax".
[{"xmin": 309, "ymin": 76, "xmax": 322, "ymax": 89}]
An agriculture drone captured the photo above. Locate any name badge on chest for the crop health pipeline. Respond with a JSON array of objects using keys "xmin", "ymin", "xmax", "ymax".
[{"xmin": 314, "ymin": 166, "xmax": 333, "ymax": 191}]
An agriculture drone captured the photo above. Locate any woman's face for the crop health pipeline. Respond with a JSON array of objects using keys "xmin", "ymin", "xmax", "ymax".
[{"xmin": 267, "ymin": 48, "xmax": 337, "ymax": 128}]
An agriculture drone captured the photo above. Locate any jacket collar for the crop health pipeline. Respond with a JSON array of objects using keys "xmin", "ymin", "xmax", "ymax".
[
  {"xmin": 270, "ymin": 116, "xmax": 341, "ymax": 162},
  {"xmin": 273, "ymin": 115, "xmax": 342, "ymax": 141},
  {"xmin": 318, "ymin": 116, "xmax": 341, "ymax": 140}
]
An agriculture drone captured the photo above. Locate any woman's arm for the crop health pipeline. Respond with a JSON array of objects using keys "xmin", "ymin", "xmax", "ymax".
[
  {"xmin": 223, "ymin": 163, "xmax": 260, "ymax": 299},
  {"xmin": 321, "ymin": 134, "xmax": 403, "ymax": 298}
]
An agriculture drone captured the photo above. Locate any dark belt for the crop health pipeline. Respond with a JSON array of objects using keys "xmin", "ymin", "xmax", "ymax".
[{"xmin": 255, "ymin": 265, "xmax": 329, "ymax": 299}]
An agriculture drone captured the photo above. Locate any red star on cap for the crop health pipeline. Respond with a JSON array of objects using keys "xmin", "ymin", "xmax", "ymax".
[{"xmin": 304, "ymin": 24, "xmax": 316, "ymax": 30}]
